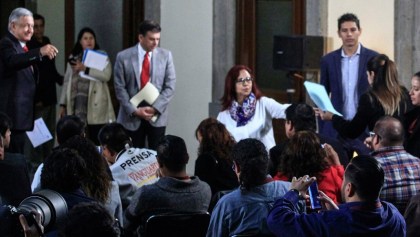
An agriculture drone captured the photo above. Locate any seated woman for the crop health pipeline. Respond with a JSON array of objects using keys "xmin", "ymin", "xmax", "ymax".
[
  {"xmin": 194, "ymin": 118, "xmax": 239, "ymax": 196},
  {"xmin": 41, "ymin": 148, "xmax": 95, "ymax": 210},
  {"xmin": 60, "ymin": 136, "xmax": 123, "ymax": 226},
  {"xmin": 274, "ymin": 131, "xmax": 344, "ymax": 204},
  {"xmin": 404, "ymin": 71, "xmax": 420, "ymax": 157}
]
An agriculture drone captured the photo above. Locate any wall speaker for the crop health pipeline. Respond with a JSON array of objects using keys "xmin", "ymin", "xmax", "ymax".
[{"xmin": 273, "ymin": 35, "xmax": 324, "ymax": 71}]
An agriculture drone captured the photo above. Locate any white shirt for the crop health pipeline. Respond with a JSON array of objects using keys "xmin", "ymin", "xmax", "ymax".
[{"xmin": 217, "ymin": 97, "xmax": 289, "ymax": 150}]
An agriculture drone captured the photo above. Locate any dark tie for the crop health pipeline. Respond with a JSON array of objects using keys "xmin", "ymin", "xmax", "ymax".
[
  {"xmin": 140, "ymin": 52, "xmax": 150, "ymax": 89},
  {"xmin": 23, "ymin": 45, "xmax": 28, "ymax": 52}
]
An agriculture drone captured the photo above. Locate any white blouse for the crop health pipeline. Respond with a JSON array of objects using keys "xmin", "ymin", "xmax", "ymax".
[{"xmin": 217, "ymin": 96, "xmax": 289, "ymax": 150}]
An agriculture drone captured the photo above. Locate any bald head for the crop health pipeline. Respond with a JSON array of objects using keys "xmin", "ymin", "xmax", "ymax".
[{"xmin": 373, "ymin": 116, "xmax": 404, "ymax": 147}]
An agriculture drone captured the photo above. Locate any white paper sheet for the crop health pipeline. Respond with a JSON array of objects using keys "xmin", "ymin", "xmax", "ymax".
[
  {"xmin": 26, "ymin": 118, "xmax": 53, "ymax": 148},
  {"xmin": 304, "ymin": 81, "xmax": 343, "ymax": 116},
  {"xmin": 130, "ymin": 82, "xmax": 160, "ymax": 122}
]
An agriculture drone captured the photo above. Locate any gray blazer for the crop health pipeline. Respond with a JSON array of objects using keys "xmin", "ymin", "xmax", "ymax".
[{"xmin": 114, "ymin": 44, "xmax": 176, "ymax": 130}]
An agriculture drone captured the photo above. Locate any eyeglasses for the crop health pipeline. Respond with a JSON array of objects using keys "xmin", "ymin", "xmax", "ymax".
[
  {"xmin": 369, "ymin": 131, "xmax": 376, "ymax": 139},
  {"xmin": 236, "ymin": 77, "xmax": 253, "ymax": 85}
]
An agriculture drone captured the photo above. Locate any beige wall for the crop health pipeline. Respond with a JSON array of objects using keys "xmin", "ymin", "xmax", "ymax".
[
  {"xmin": 36, "ymin": 0, "xmax": 65, "ymax": 75},
  {"xmin": 328, "ymin": 0, "xmax": 394, "ymax": 59},
  {"xmin": 161, "ymin": 0, "xmax": 213, "ymax": 174}
]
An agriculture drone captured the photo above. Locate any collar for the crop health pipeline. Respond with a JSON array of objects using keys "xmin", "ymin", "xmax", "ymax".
[
  {"xmin": 370, "ymin": 146, "xmax": 405, "ymax": 156},
  {"xmin": 137, "ymin": 43, "xmax": 152, "ymax": 58},
  {"xmin": 341, "ymin": 43, "xmax": 361, "ymax": 57},
  {"xmin": 341, "ymin": 199, "xmax": 382, "ymax": 210}
]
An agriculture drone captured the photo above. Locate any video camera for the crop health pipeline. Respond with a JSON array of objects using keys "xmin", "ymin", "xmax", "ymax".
[{"xmin": 0, "ymin": 189, "xmax": 68, "ymax": 237}]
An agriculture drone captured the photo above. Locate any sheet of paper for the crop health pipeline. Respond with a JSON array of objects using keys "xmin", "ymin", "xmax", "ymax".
[
  {"xmin": 79, "ymin": 71, "xmax": 99, "ymax": 81},
  {"xmin": 304, "ymin": 81, "xmax": 343, "ymax": 116},
  {"xmin": 130, "ymin": 82, "xmax": 160, "ymax": 122},
  {"xmin": 26, "ymin": 118, "xmax": 53, "ymax": 148},
  {"xmin": 82, "ymin": 49, "xmax": 109, "ymax": 71}
]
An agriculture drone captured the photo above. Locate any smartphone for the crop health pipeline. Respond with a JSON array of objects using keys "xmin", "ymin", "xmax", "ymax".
[{"xmin": 308, "ymin": 181, "xmax": 322, "ymax": 210}]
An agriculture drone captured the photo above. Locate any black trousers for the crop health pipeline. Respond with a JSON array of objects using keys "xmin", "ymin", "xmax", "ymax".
[{"xmin": 127, "ymin": 119, "xmax": 165, "ymax": 150}]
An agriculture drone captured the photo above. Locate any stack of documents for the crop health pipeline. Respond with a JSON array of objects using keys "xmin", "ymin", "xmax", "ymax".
[{"xmin": 79, "ymin": 49, "xmax": 109, "ymax": 80}]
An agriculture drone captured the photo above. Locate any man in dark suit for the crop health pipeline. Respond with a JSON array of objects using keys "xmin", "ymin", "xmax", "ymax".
[
  {"xmin": 0, "ymin": 7, "xmax": 58, "ymax": 154},
  {"xmin": 26, "ymin": 13, "xmax": 63, "ymax": 165},
  {"xmin": 319, "ymin": 13, "xmax": 378, "ymax": 156},
  {"xmin": 114, "ymin": 20, "xmax": 176, "ymax": 150},
  {"xmin": 0, "ymin": 112, "xmax": 31, "ymax": 207}
]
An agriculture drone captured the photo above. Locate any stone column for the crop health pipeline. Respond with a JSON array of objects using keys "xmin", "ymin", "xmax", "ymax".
[
  {"xmin": 210, "ymin": 0, "xmax": 236, "ymax": 117},
  {"xmin": 144, "ymin": 0, "xmax": 161, "ymax": 23},
  {"xmin": 395, "ymin": 0, "xmax": 416, "ymax": 88}
]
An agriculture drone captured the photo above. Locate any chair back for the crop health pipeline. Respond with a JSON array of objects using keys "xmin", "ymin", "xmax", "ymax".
[{"xmin": 144, "ymin": 212, "xmax": 211, "ymax": 237}]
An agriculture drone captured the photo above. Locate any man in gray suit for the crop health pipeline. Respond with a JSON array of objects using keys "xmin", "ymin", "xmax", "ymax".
[{"xmin": 114, "ymin": 20, "xmax": 176, "ymax": 150}]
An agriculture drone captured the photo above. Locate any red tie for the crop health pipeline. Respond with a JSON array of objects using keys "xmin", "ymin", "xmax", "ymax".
[
  {"xmin": 23, "ymin": 45, "xmax": 28, "ymax": 52},
  {"xmin": 140, "ymin": 52, "xmax": 150, "ymax": 89}
]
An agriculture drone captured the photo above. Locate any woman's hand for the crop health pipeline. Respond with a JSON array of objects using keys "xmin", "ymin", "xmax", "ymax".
[
  {"xmin": 71, "ymin": 60, "xmax": 86, "ymax": 73},
  {"xmin": 314, "ymin": 108, "xmax": 334, "ymax": 121},
  {"xmin": 323, "ymin": 143, "xmax": 341, "ymax": 166}
]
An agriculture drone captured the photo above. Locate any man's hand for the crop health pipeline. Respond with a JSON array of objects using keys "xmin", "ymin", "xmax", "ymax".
[
  {"xmin": 291, "ymin": 175, "xmax": 315, "ymax": 198},
  {"xmin": 133, "ymin": 106, "xmax": 156, "ymax": 121},
  {"xmin": 19, "ymin": 212, "xmax": 44, "ymax": 237},
  {"xmin": 39, "ymin": 44, "xmax": 58, "ymax": 60},
  {"xmin": 318, "ymin": 190, "xmax": 339, "ymax": 210},
  {"xmin": 59, "ymin": 106, "xmax": 66, "ymax": 118}
]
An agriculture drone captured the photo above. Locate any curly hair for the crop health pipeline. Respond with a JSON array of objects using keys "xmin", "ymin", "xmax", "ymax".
[
  {"xmin": 279, "ymin": 131, "xmax": 329, "ymax": 181},
  {"xmin": 232, "ymin": 138, "xmax": 268, "ymax": 191},
  {"xmin": 195, "ymin": 118, "xmax": 236, "ymax": 163},
  {"xmin": 60, "ymin": 136, "xmax": 112, "ymax": 203},
  {"xmin": 41, "ymin": 148, "xmax": 87, "ymax": 193},
  {"xmin": 59, "ymin": 202, "xmax": 120, "ymax": 237}
]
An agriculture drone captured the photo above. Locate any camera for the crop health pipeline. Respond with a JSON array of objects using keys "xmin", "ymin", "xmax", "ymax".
[
  {"xmin": 68, "ymin": 55, "xmax": 79, "ymax": 65},
  {"xmin": 0, "ymin": 189, "xmax": 68, "ymax": 237}
]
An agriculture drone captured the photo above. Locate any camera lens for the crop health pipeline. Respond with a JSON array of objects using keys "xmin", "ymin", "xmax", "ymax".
[{"xmin": 18, "ymin": 189, "xmax": 68, "ymax": 230}]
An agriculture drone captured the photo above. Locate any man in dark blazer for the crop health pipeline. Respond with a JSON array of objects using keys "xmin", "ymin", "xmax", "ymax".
[
  {"xmin": 0, "ymin": 7, "xmax": 58, "ymax": 154},
  {"xmin": 0, "ymin": 112, "xmax": 31, "ymax": 207},
  {"xmin": 319, "ymin": 13, "xmax": 378, "ymax": 156},
  {"xmin": 114, "ymin": 20, "xmax": 176, "ymax": 150},
  {"xmin": 26, "ymin": 13, "xmax": 63, "ymax": 164}
]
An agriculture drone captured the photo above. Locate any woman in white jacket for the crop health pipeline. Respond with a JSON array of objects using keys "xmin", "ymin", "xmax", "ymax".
[
  {"xmin": 217, "ymin": 65, "xmax": 289, "ymax": 150},
  {"xmin": 59, "ymin": 27, "xmax": 115, "ymax": 144}
]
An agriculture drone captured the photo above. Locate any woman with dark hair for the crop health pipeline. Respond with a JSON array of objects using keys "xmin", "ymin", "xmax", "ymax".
[
  {"xmin": 59, "ymin": 27, "xmax": 115, "ymax": 145},
  {"xmin": 60, "ymin": 136, "xmax": 123, "ymax": 226},
  {"xmin": 217, "ymin": 65, "xmax": 289, "ymax": 150},
  {"xmin": 41, "ymin": 148, "xmax": 94, "ymax": 210},
  {"xmin": 194, "ymin": 118, "xmax": 239, "ymax": 195},
  {"xmin": 317, "ymin": 54, "xmax": 411, "ymax": 140},
  {"xmin": 275, "ymin": 131, "xmax": 344, "ymax": 204},
  {"xmin": 404, "ymin": 71, "xmax": 420, "ymax": 157}
]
